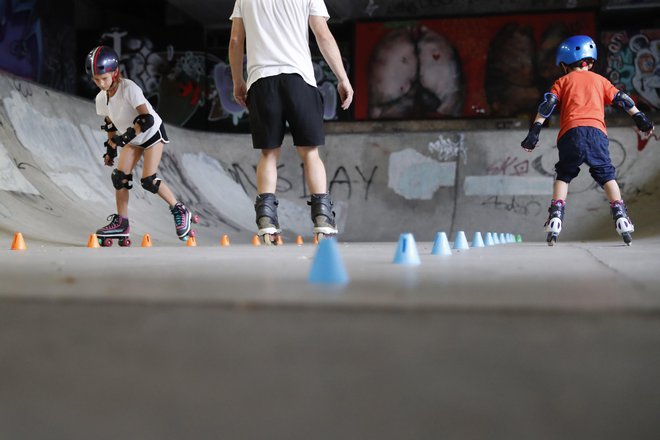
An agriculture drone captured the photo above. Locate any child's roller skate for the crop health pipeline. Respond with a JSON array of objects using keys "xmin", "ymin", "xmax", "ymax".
[
  {"xmin": 308, "ymin": 193, "xmax": 338, "ymax": 242},
  {"xmin": 96, "ymin": 214, "xmax": 131, "ymax": 247},
  {"xmin": 255, "ymin": 193, "xmax": 281, "ymax": 245},
  {"xmin": 170, "ymin": 201, "xmax": 199, "ymax": 242},
  {"xmin": 544, "ymin": 199, "xmax": 565, "ymax": 246},
  {"xmin": 611, "ymin": 200, "xmax": 634, "ymax": 245}
]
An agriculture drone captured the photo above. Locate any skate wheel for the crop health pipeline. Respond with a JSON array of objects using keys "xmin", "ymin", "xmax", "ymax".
[
  {"xmin": 261, "ymin": 233, "xmax": 278, "ymax": 246},
  {"xmin": 622, "ymin": 232, "xmax": 632, "ymax": 245},
  {"xmin": 102, "ymin": 238, "xmax": 113, "ymax": 247},
  {"xmin": 546, "ymin": 233, "xmax": 557, "ymax": 246},
  {"xmin": 188, "ymin": 229, "xmax": 196, "ymax": 238},
  {"xmin": 119, "ymin": 238, "xmax": 131, "ymax": 247},
  {"xmin": 192, "ymin": 215, "xmax": 200, "ymax": 224},
  {"xmin": 315, "ymin": 232, "xmax": 335, "ymax": 242}
]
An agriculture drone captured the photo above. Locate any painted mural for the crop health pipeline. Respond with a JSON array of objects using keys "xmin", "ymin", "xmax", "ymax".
[{"xmin": 354, "ymin": 12, "xmax": 597, "ymax": 120}]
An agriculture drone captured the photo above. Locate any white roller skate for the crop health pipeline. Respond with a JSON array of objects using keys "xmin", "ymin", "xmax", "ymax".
[
  {"xmin": 255, "ymin": 193, "xmax": 282, "ymax": 245},
  {"xmin": 611, "ymin": 200, "xmax": 634, "ymax": 246},
  {"xmin": 544, "ymin": 200, "xmax": 565, "ymax": 246},
  {"xmin": 309, "ymin": 193, "xmax": 338, "ymax": 242}
]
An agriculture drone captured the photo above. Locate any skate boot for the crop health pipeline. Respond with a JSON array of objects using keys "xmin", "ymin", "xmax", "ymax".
[
  {"xmin": 96, "ymin": 214, "xmax": 131, "ymax": 247},
  {"xmin": 255, "ymin": 193, "xmax": 281, "ymax": 245},
  {"xmin": 611, "ymin": 200, "xmax": 634, "ymax": 245},
  {"xmin": 308, "ymin": 193, "xmax": 338, "ymax": 242},
  {"xmin": 544, "ymin": 199, "xmax": 565, "ymax": 246},
  {"xmin": 170, "ymin": 201, "xmax": 199, "ymax": 242}
]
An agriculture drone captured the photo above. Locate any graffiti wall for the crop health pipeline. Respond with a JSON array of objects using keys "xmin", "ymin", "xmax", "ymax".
[
  {"xmin": 602, "ymin": 29, "xmax": 660, "ymax": 112},
  {"xmin": 0, "ymin": 0, "xmax": 76, "ymax": 93},
  {"xmin": 354, "ymin": 12, "xmax": 597, "ymax": 120}
]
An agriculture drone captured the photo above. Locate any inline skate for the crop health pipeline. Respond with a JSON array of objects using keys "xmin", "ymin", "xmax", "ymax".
[
  {"xmin": 255, "ymin": 193, "xmax": 281, "ymax": 245},
  {"xmin": 611, "ymin": 200, "xmax": 634, "ymax": 245},
  {"xmin": 544, "ymin": 199, "xmax": 565, "ymax": 246},
  {"xmin": 309, "ymin": 193, "xmax": 338, "ymax": 242}
]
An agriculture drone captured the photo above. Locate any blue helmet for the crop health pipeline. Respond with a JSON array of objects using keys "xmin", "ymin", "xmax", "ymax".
[
  {"xmin": 555, "ymin": 35, "xmax": 597, "ymax": 66},
  {"xmin": 85, "ymin": 45, "xmax": 119, "ymax": 76}
]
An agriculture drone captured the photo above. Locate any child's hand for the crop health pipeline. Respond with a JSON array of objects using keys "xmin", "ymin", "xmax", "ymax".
[
  {"xmin": 521, "ymin": 122, "xmax": 542, "ymax": 152},
  {"xmin": 103, "ymin": 140, "xmax": 117, "ymax": 166},
  {"xmin": 632, "ymin": 112, "xmax": 654, "ymax": 134}
]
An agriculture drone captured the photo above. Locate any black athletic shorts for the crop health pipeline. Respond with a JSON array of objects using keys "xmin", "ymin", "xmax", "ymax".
[
  {"xmin": 246, "ymin": 73, "xmax": 325, "ymax": 149},
  {"xmin": 138, "ymin": 123, "xmax": 169, "ymax": 149}
]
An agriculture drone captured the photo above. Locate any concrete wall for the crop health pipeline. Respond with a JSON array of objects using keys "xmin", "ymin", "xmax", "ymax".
[{"xmin": 1, "ymin": 71, "xmax": 659, "ymax": 245}]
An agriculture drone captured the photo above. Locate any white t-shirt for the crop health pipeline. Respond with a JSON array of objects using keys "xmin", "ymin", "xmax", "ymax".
[
  {"xmin": 95, "ymin": 78, "xmax": 163, "ymax": 145},
  {"xmin": 230, "ymin": 0, "xmax": 329, "ymax": 90}
]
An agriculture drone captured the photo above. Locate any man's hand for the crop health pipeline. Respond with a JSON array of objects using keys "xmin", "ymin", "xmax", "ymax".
[
  {"xmin": 233, "ymin": 81, "xmax": 247, "ymax": 107},
  {"xmin": 337, "ymin": 79, "xmax": 354, "ymax": 110}
]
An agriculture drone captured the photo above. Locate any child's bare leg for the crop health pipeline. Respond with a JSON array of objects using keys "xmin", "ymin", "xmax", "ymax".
[
  {"xmin": 142, "ymin": 143, "xmax": 177, "ymax": 206},
  {"xmin": 116, "ymin": 145, "xmax": 143, "ymax": 217},
  {"xmin": 552, "ymin": 179, "xmax": 569, "ymax": 201},
  {"xmin": 603, "ymin": 179, "xmax": 622, "ymax": 203}
]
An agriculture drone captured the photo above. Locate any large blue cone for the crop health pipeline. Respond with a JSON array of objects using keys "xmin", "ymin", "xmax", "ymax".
[
  {"xmin": 471, "ymin": 231, "xmax": 485, "ymax": 248},
  {"xmin": 484, "ymin": 232, "xmax": 494, "ymax": 246},
  {"xmin": 431, "ymin": 232, "xmax": 452, "ymax": 256},
  {"xmin": 308, "ymin": 238, "xmax": 349, "ymax": 285},
  {"xmin": 393, "ymin": 233, "xmax": 421, "ymax": 265}
]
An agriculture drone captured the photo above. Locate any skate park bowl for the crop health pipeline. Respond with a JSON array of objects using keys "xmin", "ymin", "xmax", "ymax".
[{"xmin": 1, "ymin": 71, "xmax": 660, "ymax": 439}]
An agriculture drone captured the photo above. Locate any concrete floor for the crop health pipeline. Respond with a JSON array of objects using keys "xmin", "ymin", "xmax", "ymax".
[{"xmin": 1, "ymin": 238, "xmax": 660, "ymax": 439}]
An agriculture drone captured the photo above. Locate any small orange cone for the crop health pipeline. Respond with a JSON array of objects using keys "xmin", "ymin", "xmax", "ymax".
[
  {"xmin": 220, "ymin": 234, "xmax": 231, "ymax": 246},
  {"xmin": 10, "ymin": 232, "xmax": 27, "ymax": 250},
  {"xmin": 186, "ymin": 236, "xmax": 197, "ymax": 247},
  {"xmin": 87, "ymin": 233, "xmax": 100, "ymax": 248},
  {"xmin": 295, "ymin": 235, "xmax": 304, "ymax": 245},
  {"xmin": 141, "ymin": 234, "xmax": 152, "ymax": 247},
  {"xmin": 252, "ymin": 234, "xmax": 261, "ymax": 246},
  {"xmin": 276, "ymin": 235, "xmax": 284, "ymax": 246},
  {"xmin": 313, "ymin": 235, "xmax": 319, "ymax": 245}
]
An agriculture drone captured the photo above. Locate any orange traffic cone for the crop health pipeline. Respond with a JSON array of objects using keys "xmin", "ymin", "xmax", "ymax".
[
  {"xmin": 186, "ymin": 236, "xmax": 197, "ymax": 247},
  {"xmin": 220, "ymin": 234, "xmax": 231, "ymax": 246},
  {"xmin": 252, "ymin": 234, "xmax": 261, "ymax": 246},
  {"xmin": 313, "ymin": 235, "xmax": 319, "ymax": 245},
  {"xmin": 295, "ymin": 235, "xmax": 304, "ymax": 245},
  {"xmin": 276, "ymin": 235, "xmax": 284, "ymax": 246},
  {"xmin": 141, "ymin": 234, "xmax": 152, "ymax": 247},
  {"xmin": 87, "ymin": 233, "xmax": 100, "ymax": 248},
  {"xmin": 10, "ymin": 232, "xmax": 27, "ymax": 250}
]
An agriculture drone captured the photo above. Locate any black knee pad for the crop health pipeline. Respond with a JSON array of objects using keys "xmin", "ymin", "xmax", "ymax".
[
  {"xmin": 141, "ymin": 173, "xmax": 161, "ymax": 194},
  {"xmin": 111, "ymin": 169, "xmax": 133, "ymax": 190}
]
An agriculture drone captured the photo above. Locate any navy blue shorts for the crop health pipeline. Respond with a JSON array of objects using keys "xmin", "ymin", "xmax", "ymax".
[
  {"xmin": 555, "ymin": 126, "xmax": 616, "ymax": 186},
  {"xmin": 246, "ymin": 73, "xmax": 325, "ymax": 149}
]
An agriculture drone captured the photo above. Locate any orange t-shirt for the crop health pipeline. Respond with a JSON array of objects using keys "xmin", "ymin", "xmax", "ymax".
[{"xmin": 550, "ymin": 70, "xmax": 619, "ymax": 140}]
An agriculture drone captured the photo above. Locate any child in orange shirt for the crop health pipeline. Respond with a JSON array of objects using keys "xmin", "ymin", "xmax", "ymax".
[{"xmin": 521, "ymin": 35, "xmax": 654, "ymax": 246}]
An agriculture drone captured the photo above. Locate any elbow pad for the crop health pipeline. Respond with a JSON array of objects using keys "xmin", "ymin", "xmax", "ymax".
[
  {"xmin": 133, "ymin": 114, "xmax": 155, "ymax": 132},
  {"xmin": 613, "ymin": 91, "xmax": 635, "ymax": 111},
  {"xmin": 537, "ymin": 93, "xmax": 558, "ymax": 118}
]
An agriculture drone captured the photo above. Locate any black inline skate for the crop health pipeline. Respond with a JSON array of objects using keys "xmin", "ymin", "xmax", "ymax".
[
  {"xmin": 255, "ymin": 193, "xmax": 281, "ymax": 245},
  {"xmin": 96, "ymin": 214, "xmax": 131, "ymax": 247},
  {"xmin": 308, "ymin": 193, "xmax": 338, "ymax": 242},
  {"xmin": 544, "ymin": 199, "xmax": 565, "ymax": 246},
  {"xmin": 610, "ymin": 200, "xmax": 634, "ymax": 245}
]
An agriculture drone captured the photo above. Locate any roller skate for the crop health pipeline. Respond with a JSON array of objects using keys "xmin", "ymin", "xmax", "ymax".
[
  {"xmin": 96, "ymin": 214, "xmax": 131, "ymax": 247},
  {"xmin": 170, "ymin": 201, "xmax": 199, "ymax": 242},
  {"xmin": 255, "ymin": 193, "xmax": 281, "ymax": 245},
  {"xmin": 611, "ymin": 200, "xmax": 634, "ymax": 246},
  {"xmin": 308, "ymin": 193, "xmax": 338, "ymax": 242},
  {"xmin": 544, "ymin": 199, "xmax": 565, "ymax": 246}
]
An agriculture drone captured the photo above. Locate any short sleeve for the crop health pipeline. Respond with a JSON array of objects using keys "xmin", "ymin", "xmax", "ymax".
[
  {"xmin": 309, "ymin": 0, "xmax": 329, "ymax": 18},
  {"xmin": 125, "ymin": 81, "xmax": 148, "ymax": 109},
  {"xmin": 229, "ymin": 0, "xmax": 241, "ymax": 20},
  {"xmin": 603, "ymin": 78, "xmax": 619, "ymax": 105},
  {"xmin": 550, "ymin": 80, "xmax": 562, "ymax": 101},
  {"xmin": 95, "ymin": 93, "xmax": 108, "ymax": 117}
]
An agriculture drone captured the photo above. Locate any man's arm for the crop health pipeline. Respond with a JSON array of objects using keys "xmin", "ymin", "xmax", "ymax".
[
  {"xmin": 229, "ymin": 17, "xmax": 247, "ymax": 107},
  {"xmin": 309, "ymin": 15, "xmax": 353, "ymax": 110}
]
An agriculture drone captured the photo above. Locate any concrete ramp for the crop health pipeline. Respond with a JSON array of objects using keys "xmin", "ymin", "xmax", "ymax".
[{"xmin": 1, "ymin": 70, "xmax": 659, "ymax": 244}]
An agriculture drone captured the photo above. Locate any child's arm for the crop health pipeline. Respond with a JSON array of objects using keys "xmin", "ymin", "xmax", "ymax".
[
  {"xmin": 101, "ymin": 117, "xmax": 118, "ymax": 166},
  {"xmin": 612, "ymin": 91, "xmax": 654, "ymax": 134},
  {"xmin": 521, "ymin": 93, "xmax": 558, "ymax": 151}
]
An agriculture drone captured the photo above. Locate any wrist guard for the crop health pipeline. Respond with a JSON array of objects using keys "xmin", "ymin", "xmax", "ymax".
[
  {"xmin": 103, "ymin": 140, "xmax": 117, "ymax": 161},
  {"xmin": 110, "ymin": 127, "xmax": 137, "ymax": 148},
  {"xmin": 101, "ymin": 117, "xmax": 117, "ymax": 133},
  {"xmin": 632, "ymin": 112, "xmax": 653, "ymax": 133},
  {"xmin": 521, "ymin": 122, "xmax": 543, "ymax": 151}
]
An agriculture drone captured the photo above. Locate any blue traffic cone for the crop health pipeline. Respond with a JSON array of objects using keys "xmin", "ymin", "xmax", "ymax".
[
  {"xmin": 393, "ymin": 233, "xmax": 421, "ymax": 265},
  {"xmin": 453, "ymin": 230, "xmax": 470, "ymax": 250},
  {"xmin": 431, "ymin": 232, "xmax": 452, "ymax": 256},
  {"xmin": 492, "ymin": 232, "xmax": 500, "ymax": 245},
  {"xmin": 499, "ymin": 233, "xmax": 507, "ymax": 244},
  {"xmin": 484, "ymin": 232, "xmax": 494, "ymax": 246},
  {"xmin": 308, "ymin": 238, "xmax": 349, "ymax": 285},
  {"xmin": 471, "ymin": 231, "xmax": 485, "ymax": 248}
]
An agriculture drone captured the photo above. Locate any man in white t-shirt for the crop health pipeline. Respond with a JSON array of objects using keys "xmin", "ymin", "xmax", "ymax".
[{"xmin": 229, "ymin": 0, "xmax": 353, "ymax": 244}]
